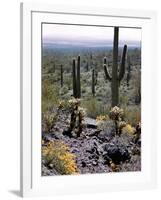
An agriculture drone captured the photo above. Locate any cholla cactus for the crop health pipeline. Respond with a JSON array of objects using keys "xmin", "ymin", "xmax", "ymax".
[
  {"xmin": 68, "ymin": 98, "xmax": 81, "ymax": 108},
  {"xmin": 118, "ymin": 121, "xmax": 127, "ymax": 129},
  {"xmin": 133, "ymin": 122, "xmax": 141, "ymax": 143},
  {"xmin": 68, "ymin": 98, "xmax": 86, "ymax": 137},
  {"xmin": 109, "ymin": 106, "xmax": 124, "ymax": 136},
  {"xmin": 58, "ymin": 100, "xmax": 66, "ymax": 109},
  {"xmin": 118, "ymin": 121, "xmax": 127, "ymax": 135},
  {"xmin": 109, "ymin": 106, "xmax": 124, "ymax": 120}
]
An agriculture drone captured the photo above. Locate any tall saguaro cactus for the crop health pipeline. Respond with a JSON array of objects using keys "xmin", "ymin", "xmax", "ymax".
[
  {"xmin": 60, "ymin": 64, "xmax": 63, "ymax": 87},
  {"xmin": 72, "ymin": 56, "xmax": 81, "ymax": 98},
  {"xmin": 104, "ymin": 27, "xmax": 127, "ymax": 106}
]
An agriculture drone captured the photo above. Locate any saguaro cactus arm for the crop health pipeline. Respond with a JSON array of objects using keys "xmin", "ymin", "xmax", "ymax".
[
  {"xmin": 103, "ymin": 57, "xmax": 112, "ymax": 81},
  {"xmin": 119, "ymin": 44, "xmax": 127, "ymax": 81},
  {"xmin": 104, "ymin": 64, "xmax": 112, "ymax": 81}
]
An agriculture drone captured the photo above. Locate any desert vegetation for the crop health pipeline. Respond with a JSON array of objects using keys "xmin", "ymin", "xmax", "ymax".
[{"xmin": 42, "ymin": 26, "xmax": 141, "ymax": 176}]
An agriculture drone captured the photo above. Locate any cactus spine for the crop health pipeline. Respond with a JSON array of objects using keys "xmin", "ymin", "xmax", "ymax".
[
  {"xmin": 60, "ymin": 64, "xmax": 63, "ymax": 87},
  {"xmin": 104, "ymin": 27, "xmax": 127, "ymax": 106},
  {"xmin": 92, "ymin": 69, "xmax": 95, "ymax": 96},
  {"xmin": 72, "ymin": 56, "xmax": 81, "ymax": 98}
]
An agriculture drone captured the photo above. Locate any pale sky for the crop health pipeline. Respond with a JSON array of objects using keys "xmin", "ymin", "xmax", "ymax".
[{"xmin": 42, "ymin": 23, "xmax": 141, "ymax": 47}]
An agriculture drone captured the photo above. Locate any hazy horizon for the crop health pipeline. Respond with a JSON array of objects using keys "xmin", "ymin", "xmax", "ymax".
[{"xmin": 42, "ymin": 24, "xmax": 141, "ymax": 48}]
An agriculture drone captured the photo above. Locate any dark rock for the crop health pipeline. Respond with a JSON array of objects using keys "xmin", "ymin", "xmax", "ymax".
[
  {"xmin": 136, "ymin": 138, "xmax": 141, "ymax": 147},
  {"xmin": 71, "ymin": 148, "xmax": 79, "ymax": 153},
  {"xmin": 98, "ymin": 129, "xmax": 115, "ymax": 142},
  {"xmin": 62, "ymin": 128, "xmax": 73, "ymax": 138},
  {"xmin": 103, "ymin": 142, "xmax": 130, "ymax": 164},
  {"xmin": 81, "ymin": 161, "xmax": 86, "ymax": 168}
]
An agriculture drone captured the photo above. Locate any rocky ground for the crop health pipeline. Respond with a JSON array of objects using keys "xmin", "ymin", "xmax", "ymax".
[{"xmin": 42, "ymin": 109, "xmax": 141, "ymax": 176}]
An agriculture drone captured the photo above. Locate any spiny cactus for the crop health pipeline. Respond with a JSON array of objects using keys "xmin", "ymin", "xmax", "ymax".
[
  {"xmin": 72, "ymin": 56, "xmax": 81, "ymax": 98},
  {"xmin": 104, "ymin": 27, "xmax": 127, "ymax": 106},
  {"xmin": 68, "ymin": 98, "xmax": 86, "ymax": 137},
  {"xmin": 60, "ymin": 64, "xmax": 63, "ymax": 87},
  {"xmin": 133, "ymin": 122, "xmax": 141, "ymax": 143},
  {"xmin": 109, "ymin": 106, "xmax": 124, "ymax": 136},
  {"xmin": 86, "ymin": 62, "xmax": 89, "ymax": 72},
  {"xmin": 69, "ymin": 99, "xmax": 86, "ymax": 137},
  {"xmin": 92, "ymin": 69, "xmax": 95, "ymax": 96}
]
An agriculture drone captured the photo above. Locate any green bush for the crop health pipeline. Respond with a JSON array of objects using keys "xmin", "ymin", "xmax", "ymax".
[
  {"xmin": 82, "ymin": 97, "xmax": 110, "ymax": 119},
  {"xmin": 42, "ymin": 79, "xmax": 59, "ymax": 113},
  {"xmin": 123, "ymin": 106, "xmax": 141, "ymax": 126}
]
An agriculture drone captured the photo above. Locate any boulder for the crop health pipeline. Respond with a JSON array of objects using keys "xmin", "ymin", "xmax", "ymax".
[
  {"xmin": 103, "ymin": 140, "xmax": 130, "ymax": 164},
  {"xmin": 85, "ymin": 117, "xmax": 97, "ymax": 129}
]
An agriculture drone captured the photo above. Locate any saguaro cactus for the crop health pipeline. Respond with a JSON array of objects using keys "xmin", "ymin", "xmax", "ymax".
[
  {"xmin": 104, "ymin": 27, "xmax": 127, "ymax": 106},
  {"xmin": 60, "ymin": 64, "xmax": 63, "ymax": 87},
  {"xmin": 72, "ymin": 56, "xmax": 81, "ymax": 98},
  {"xmin": 86, "ymin": 62, "xmax": 89, "ymax": 72},
  {"xmin": 92, "ymin": 69, "xmax": 95, "ymax": 96}
]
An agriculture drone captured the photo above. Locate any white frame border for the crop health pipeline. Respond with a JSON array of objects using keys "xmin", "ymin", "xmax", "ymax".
[{"xmin": 20, "ymin": 2, "xmax": 157, "ymax": 197}]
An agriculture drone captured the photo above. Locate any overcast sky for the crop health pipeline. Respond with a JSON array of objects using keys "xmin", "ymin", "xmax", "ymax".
[{"xmin": 42, "ymin": 23, "xmax": 141, "ymax": 47}]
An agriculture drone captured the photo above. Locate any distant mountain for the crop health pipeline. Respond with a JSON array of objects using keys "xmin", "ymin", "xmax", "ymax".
[{"xmin": 43, "ymin": 41, "xmax": 140, "ymax": 50}]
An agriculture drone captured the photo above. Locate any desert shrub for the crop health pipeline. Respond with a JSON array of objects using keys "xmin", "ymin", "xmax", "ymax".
[
  {"xmin": 122, "ymin": 124, "xmax": 135, "ymax": 135},
  {"xmin": 119, "ymin": 94, "xmax": 129, "ymax": 106},
  {"xmin": 97, "ymin": 119, "xmax": 114, "ymax": 131},
  {"xmin": 64, "ymin": 77, "xmax": 72, "ymax": 90},
  {"xmin": 42, "ymin": 141, "xmax": 79, "ymax": 175},
  {"xmin": 82, "ymin": 98, "xmax": 110, "ymax": 119},
  {"xmin": 96, "ymin": 115, "xmax": 109, "ymax": 122},
  {"xmin": 42, "ymin": 112, "xmax": 58, "ymax": 133},
  {"xmin": 59, "ymin": 85, "xmax": 68, "ymax": 96},
  {"xmin": 124, "ymin": 106, "xmax": 141, "ymax": 126},
  {"xmin": 42, "ymin": 79, "xmax": 59, "ymax": 113}
]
